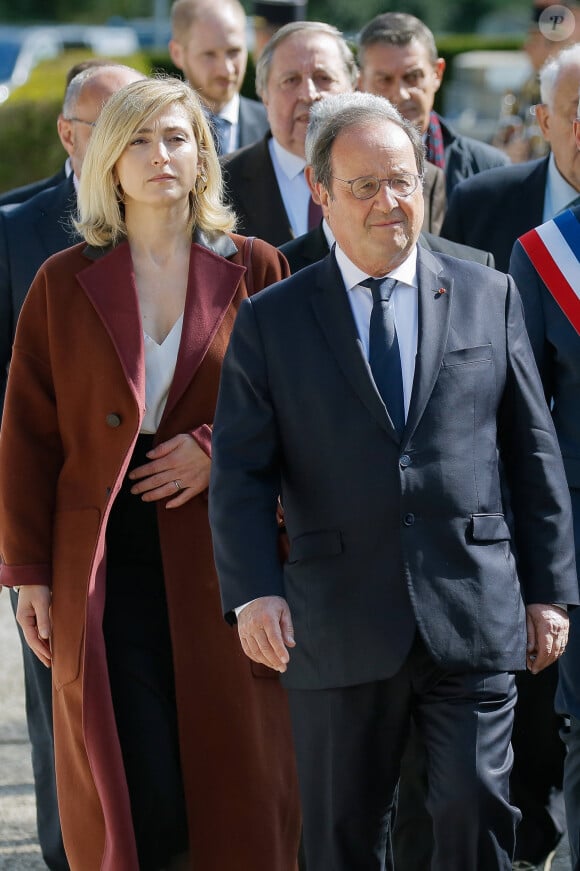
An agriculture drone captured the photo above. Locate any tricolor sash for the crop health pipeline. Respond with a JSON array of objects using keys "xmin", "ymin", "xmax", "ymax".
[{"xmin": 519, "ymin": 208, "xmax": 580, "ymax": 335}]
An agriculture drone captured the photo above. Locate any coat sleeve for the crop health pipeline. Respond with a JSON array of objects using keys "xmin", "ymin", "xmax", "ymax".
[
  {"xmin": 0, "ymin": 210, "xmax": 14, "ymax": 413},
  {"xmin": 497, "ymin": 273, "xmax": 577, "ymax": 606},
  {"xmin": 209, "ymin": 296, "xmax": 285, "ymax": 621},
  {"xmin": 0, "ymin": 269, "xmax": 62, "ymax": 587}
]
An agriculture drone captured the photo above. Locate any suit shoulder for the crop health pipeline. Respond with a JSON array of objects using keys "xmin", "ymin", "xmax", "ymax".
[
  {"xmin": 239, "ymin": 96, "xmax": 267, "ymax": 117},
  {"xmin": 449, "ymin": 130, "xmax": 509, "ymax": 169},
  {"xmin": 449, "ymin": 157, "xmax": 546, "ymax": 202},
  {"xmin": 222, "ymin": 136, "xmax": 266, "ymax": 169},
  {"xmin": 249, "ymin": 259, "xmax": 319, "ymax": 306}
]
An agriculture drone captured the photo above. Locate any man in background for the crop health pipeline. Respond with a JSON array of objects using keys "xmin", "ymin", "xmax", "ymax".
[
  {"xmin": 357, "ymin": 12, "xmax": 509, "ymax": 198},
  {"xmin": 0, "ymin": 63, "xmax": 144, "ymax": 870},
  {"xmin": 442, "ymin": 43, "xmax": 580, "ymax": 272},
  {"xmin": 222, "ymin": 21, "xmax": 357, "ymax": 246},
  {"xmin": 169, "ymin": 0, "xmax": 269, "ymax": 154}
]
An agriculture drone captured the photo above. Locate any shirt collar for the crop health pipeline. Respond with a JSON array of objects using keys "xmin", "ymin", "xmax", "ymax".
[
  {"xmin": 214, "ymin": 92, "xmax": 239, "ymax": 126},
  {"xmin": 547, "ymin": 152, "xmax": 579, "ymax": 216},
  {"xmin": 270, "ymin": 137, "xmax": 307, "ymax": 180},
  {"xmin": 334, "ymin": 240, "xmax": 418, "ymax": 291}
]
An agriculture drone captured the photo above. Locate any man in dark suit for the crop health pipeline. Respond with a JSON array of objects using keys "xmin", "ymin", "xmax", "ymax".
[
  {"xmin": 223, "ymin": 20, "xmax": 445, "ymax": 246},
  {"xmin": 510, "ymin": 183, "xmax": 580, "ymax": 871},
  {"xmin": 442, "ymin": 43, "xmax": 580, "ymax": 273},
  {"xmin": 0, "ymin": 63, "xmax": 144, "ymax": 871},
  {"xmin": 169, "ymin": 0, "xmax": 269, "ymax": 154},
  {"xmin": 357, "ymin": 12, "xmax": 509, "ymax": 199},
  {"xmin": 209, "ymin": 91, "xmax": 577, "ymax": 871}
]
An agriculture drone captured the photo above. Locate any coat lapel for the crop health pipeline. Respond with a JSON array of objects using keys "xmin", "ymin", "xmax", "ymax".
[
  {"xmin": 404, "ymin": 246, "xmax": 452, "ymax": 440},
  {"xmin": 77, "ymin": 233, "xmax": 245, "ymax": 421},
  {"xmin": 311, "ymin": 253, "xmax": 400, "ymax": 441},
  {"xmin": 163, "ymin": 235, "xmax": 245, "ymax": 419}
]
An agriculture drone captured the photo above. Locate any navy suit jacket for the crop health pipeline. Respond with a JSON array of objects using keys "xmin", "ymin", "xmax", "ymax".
[
  {"xmin": 439, "ymin": 115, "xmax": 510, "ymax": 198},
  {"xmin": 210, "ymin": 245, "xmax": 577, "ymax": 690},
  {"xmin": 509, "ymin": 204, "xmax": 580, "ymax": 719},
  {"xmin": 442, "ymin": 156, "xmax": 548, "ymax": 272},
  {"xmin": 223, "ymin": 134, "xmax": 447, "ymax": 246},
  {"xmin": 0, "ymin": 164, "xmax": 67, "ymax": 207},
  {"xmin": 0, "ymin": 174, "xmax": 77, "ymax": 407},
  {"xmin": 237, "ymin": 96, "xmax": 269, "ymax": 149},
  {"xmin": 279, "ymin": 223, "xmax": 495, "ymax": 274}
]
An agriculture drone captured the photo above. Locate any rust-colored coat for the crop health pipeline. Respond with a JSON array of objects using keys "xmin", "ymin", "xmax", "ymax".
[{"xmin": 0, "ymin": 230, "xmax": 300, "ymax": 871}]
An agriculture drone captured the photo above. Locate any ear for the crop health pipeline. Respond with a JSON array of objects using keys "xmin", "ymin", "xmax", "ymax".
[
  {"xmin": 314, "ymin": 179, "xmax": 331, "ymax": 216},
  {"xmin": 57, "ymin": 114, "xmax": 74, "ymax": 157},
  {"xmin": 168, "ymin": 39, "xmax": 185, "ymax": 72},
  {"xmin": 304, "ymin": 165, "xmax": 318, "ymax": 199},
  {"xmin": 575, "ymin": 119, "xmax": 580, "ymax": 151},
  {"xmin": 535, "ymin": 103, "xmax": 550, "ymax": 141},
  {"xmin": 432, "ymin": 57, "xmax": 446, "ymax": 94}
]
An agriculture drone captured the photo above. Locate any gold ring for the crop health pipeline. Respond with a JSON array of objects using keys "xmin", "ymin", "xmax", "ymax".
[{"xmin": 173, "ymin": 480, "xmax": 182, "ymax": 491}]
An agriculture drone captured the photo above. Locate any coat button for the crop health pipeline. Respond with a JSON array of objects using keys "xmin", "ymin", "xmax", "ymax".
[
  {"xmin": 106, "ymin": 413, "xmax": 122, "ymax": 428},
  {"xmin": 400, "ymin": 454, "xmax": 411, "ymax": 468},
  {"xmin": 403, "ymin": 513, "xmax": 415, "ymax": 527}
]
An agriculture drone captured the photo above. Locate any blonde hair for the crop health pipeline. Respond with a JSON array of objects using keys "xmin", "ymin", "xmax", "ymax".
[{"xmin": 76, "ymin": 76, "xmax": 235, "ymax": 247}]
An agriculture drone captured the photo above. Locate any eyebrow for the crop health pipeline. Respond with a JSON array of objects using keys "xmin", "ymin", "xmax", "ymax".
[{"xmin": 133, "ymin": 124, "xmax": 190, "ymax": 134}]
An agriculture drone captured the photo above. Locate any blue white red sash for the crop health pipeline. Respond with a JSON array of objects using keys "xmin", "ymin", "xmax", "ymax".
[{"xmin": 519, "ymin": 208, "xmax": 580, "ymax": 335}]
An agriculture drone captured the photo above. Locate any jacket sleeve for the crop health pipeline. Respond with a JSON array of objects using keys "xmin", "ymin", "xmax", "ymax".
[
  {"xmin": 209, "ymin": 296, "xmax": 284, "ymax": 621},
  {"xmin": 0, "ymin": 268, "xmax": 62, "ymax": 587}
]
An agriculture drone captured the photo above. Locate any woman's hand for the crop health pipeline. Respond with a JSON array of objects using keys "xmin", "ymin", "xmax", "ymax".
[
  {"xmin": 129, "ymin": 433, "xmax": 211, "ymax": 508},
  {"xmin": 16, "ymin": 585, "xmax": 52, "ymax": 667}
]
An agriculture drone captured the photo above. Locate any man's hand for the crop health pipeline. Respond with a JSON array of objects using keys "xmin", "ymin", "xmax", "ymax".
[
  {"xmin": 16, "ymin": 585, "xmax": 52, "ymax": 667},
  {"xmin": 237, "ymin": 595, "xmax": 295, "ymax": 673},
  {"xmin": 525, "ymin": 603, "xmax": 569, "ymax": 674}
]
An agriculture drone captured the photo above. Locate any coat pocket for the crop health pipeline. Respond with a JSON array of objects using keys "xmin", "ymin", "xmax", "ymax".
[
  {"xmin": 442, "ymin": 344, "xmax": 492, "ymax": 367},
  {"xmin": 52, "ymin": 507, "xmax": 100, "ymax": 690},
  {"xmin": 288, "ymin": 529, "xmax": 343, "ymax": 564},
  {"xmin": 470, "ymin": 513, "xmax": 511, "ymax": 542}
]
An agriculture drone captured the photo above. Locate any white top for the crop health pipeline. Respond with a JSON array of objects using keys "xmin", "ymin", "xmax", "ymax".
[
  {"xmin": 543, "ymin": 152, "xmax": 579, "ymax": 221},
  {"xmin": 141, "ymin": 314, "xmax": 184, "ymax": 434},
  {"xmin": 268, "ymin": 137, "xmax": 311, "ymax": 238}
]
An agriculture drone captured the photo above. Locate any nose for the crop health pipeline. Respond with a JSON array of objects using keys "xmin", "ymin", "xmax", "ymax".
[
  {"xmin": 151, "ymin": 141, "xmax": 170, "ymax": 165},
  {"xmin": 373, "ymin": 182, "xmax": 399, "ymax": 208},
  {"xmin": 298, "ymin": 76, "xmax": 321, "ymax": 103}
]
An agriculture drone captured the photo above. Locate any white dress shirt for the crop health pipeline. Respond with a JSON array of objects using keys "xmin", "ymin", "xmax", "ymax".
[
  {"xmin": 542, "ymin": 152, "xmax": 580, "ymax": 221},
  {"xmin": 268, "ymin": 138, "xmax": 311, "ymax": 238},
  {"xmin": 214, "ymin": 93, "xmax": 240, "ymax": 154}
]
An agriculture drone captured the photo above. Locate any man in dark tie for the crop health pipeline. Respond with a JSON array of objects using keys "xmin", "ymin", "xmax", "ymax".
[
  {"xmin": 209, "ymin": 91, "xmax": 578, "ymax": 871},
  {"xmin": 169, "ymin": 0, "xmax": 269, "ymax": 155}
]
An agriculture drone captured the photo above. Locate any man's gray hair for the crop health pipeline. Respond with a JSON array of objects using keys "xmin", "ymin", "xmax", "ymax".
[
  {"xmin": 540, "ymin": 42, "xmax": 580, "ymax": 107},
  {"xmin": 255, "ymin": 20, "xmax": 358, "ymax": 97},
  {"xmin": 305, "ymin": 91, "xmax": 425, "ymax": 191}
]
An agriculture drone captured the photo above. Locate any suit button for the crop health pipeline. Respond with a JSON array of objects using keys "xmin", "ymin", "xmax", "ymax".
[
  {"xmin": 400, "ymin": 454, "xmax": 411, "ymax": 468},
  {"xmin": 403, "ymin": 513, "xmax": 415, "ymax": 527},
  {"xmin": 106, "ymin": 413, "xmax": 122, "ymax": 428}
]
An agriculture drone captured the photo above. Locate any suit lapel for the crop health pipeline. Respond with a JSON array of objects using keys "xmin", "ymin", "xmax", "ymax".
[
  {"xmin": 404, "ymin": 247, "xmax": 452, "ymax": 440},
  {"xmin": 311, "ymin": 254, "xmax": 399, "ymax": 441}
]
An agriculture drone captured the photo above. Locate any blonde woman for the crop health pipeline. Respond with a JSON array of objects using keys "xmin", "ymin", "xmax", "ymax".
[{"xmin": 0, "ymin": 77, "xmax": 300, "ymax": 871}]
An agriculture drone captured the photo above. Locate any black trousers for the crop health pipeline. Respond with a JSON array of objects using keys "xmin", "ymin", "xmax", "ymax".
[
  {"xmin": 103, "ymin": 435, "xmax": 188, "ymax": 871},
  {"xmin": 288, "ymin": 633, "xmax": 519, "ymax": 871}
]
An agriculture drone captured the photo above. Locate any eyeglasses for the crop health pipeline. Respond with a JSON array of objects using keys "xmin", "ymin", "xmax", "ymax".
[
  {"xmin": 63, "ymin": 117, "xmax": 97, "ymax": 128},
  {"xmin": 331, "ymin": 173, "xmax": 422, "ymax": 200}
]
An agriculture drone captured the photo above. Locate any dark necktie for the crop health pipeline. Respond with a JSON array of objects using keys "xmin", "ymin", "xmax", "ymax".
[
  {"xmin": 308, "ymin": 195, "xmax": 323, "ymax": 230},
  {"xmin": 210, "ymin": 114, "xmax": 231, "ymax": 156},
  {"xmin": 361, "ymin": 277, "xmax": 405, "ymax": 433}
]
